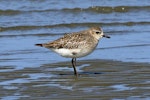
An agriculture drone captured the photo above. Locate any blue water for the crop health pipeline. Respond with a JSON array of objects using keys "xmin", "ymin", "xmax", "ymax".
[{"xmin": 0, "ymin": 0, "xmax": 150, "ymax": 68}]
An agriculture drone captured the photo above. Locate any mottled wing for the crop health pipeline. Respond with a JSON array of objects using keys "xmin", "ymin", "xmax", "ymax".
[{"xmin": 43, "ymin": 33, "xmax": 94, "ymax": 49}]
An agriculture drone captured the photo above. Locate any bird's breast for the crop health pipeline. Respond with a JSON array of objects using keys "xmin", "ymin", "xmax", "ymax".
[{"xmin": 51, "ymin": 47, "xmax": 95, "ymax": 58}]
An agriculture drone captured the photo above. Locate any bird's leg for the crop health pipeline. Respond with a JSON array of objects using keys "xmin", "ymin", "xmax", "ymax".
[
  {"xmin": 74, "ymin": 58, "xmax": 76, "ymax": 66},
  {"xmin": 71, "ymin": 58, "xmax": 78, "ymax": 76}
]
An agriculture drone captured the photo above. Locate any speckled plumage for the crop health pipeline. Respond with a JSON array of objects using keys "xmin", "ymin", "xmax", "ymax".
[
  {"xmin": 43, "ymin": 27, "xmax": 100, "ymax": 49},
  {"xmin": 35, "ymin": 27, "xmax": 110, "ymax": 76}
]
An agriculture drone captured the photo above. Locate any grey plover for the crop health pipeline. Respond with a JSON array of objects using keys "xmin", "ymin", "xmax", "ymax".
[{"xmin": 35, "ymin": 27, "xmax": 110, "ymax": 76}]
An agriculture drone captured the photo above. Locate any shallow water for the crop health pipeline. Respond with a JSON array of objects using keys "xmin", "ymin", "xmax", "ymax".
[
  {"xmin": 0, "ymin": 60, "xmax": 150, "ymax": 100},
  {"xmin": 0, "ymin": 0, "xmax": 150, "ymax": 100}
]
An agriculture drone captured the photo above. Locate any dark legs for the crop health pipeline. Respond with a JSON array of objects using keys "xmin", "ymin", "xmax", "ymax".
[{"xmin": 71, "ymin": 58, "xmax": 78, "ymax": 76}]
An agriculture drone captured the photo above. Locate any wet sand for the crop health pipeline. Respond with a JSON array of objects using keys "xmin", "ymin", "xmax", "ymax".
[{"xmin": 0, "ymin": 59, "xmax": 149, "ymax": 100}]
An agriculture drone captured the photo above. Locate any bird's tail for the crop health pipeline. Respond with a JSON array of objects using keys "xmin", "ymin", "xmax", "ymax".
[{"xmin": 35, "ymin": 44, "xmax": 43, "ymax": 47}]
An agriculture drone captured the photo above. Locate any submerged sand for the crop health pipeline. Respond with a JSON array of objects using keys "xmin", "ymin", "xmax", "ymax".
[{"xmin": 0, "ymin": 59, "xmax": 149, "ymax": 100}]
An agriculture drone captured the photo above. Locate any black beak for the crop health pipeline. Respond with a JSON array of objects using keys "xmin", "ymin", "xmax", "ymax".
[{"xmin": 103, "ymin": 34, "xmax": 110, "ymax": 38}]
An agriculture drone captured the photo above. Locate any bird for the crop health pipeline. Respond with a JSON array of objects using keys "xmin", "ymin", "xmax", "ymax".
[{"xmin": 35, "ymin": 27, "xmax": 110, "ymax": 76}]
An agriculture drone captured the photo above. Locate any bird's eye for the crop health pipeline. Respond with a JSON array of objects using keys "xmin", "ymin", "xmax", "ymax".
[{"xmin": 96, "ymin": 31, "xmax": 101, "ymax": 34}]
